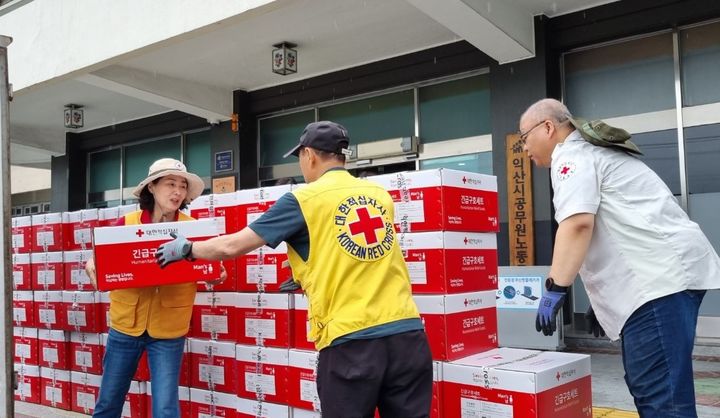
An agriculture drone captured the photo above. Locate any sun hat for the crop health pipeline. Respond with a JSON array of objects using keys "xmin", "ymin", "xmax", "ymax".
[
  {"xmin": 131, "ymin": 158, "xmax": 205, "ymax": 202},
  {"xmin": 569, "ymin": 118, "xmax": 643, "ymax": 155},
  {"xmin": 283, "ymin": 121, "xmax": 352, "ymax": 158}
]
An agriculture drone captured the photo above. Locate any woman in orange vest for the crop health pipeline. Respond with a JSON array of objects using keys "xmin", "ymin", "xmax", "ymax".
[{"xmin": 85, "ymin": 158, "xmax": 225, "ymax": 418}]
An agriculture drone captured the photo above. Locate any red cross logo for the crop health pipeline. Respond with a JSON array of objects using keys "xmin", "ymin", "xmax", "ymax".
[
  {"xmin": 556, "ymin": 371, "xmax": 561, "ymax": 381},
  {"xmin": 135, "ymin": 229, "xmax": 144, "ymax": 237},
  {"xmin": 348, "ymin": 207, "xmax": 384, "ymax": 244},
  {"xmin": 560, "ymin": 166, "xmax": 570, "ymax": 175}
]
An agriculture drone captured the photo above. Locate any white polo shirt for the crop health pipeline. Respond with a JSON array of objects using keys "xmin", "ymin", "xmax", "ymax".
[{"xmin": 551, "ymin": 130, "xmax": 720, "ymax": 341}]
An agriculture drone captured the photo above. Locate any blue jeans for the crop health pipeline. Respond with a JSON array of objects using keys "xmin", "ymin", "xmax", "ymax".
[
  {"xmin": 93, "ymin": 329, "xmax": 185, "ymax": 418},
  {"xmin": 621, "ymin": 290, "xmax": 706, "ymax": 418}
]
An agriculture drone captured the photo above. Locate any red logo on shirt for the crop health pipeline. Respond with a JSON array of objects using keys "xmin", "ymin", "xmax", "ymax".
[{"xmin": 556, "ymin": 161, "xmax": 577, "ymax": 181}]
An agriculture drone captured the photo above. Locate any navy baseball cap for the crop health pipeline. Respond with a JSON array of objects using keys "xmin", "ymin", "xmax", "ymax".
[{"xmin": 283, "ymin": 121, "xmax": 351, "ymax": 158}]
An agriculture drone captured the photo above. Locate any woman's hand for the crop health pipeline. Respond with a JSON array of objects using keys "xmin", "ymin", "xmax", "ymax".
[
  {"xmin": 204, "ymin": 262, "xmax": 227, "ymax": 286},
  {"xmin": 85, "ymin": 257, "xmax": 98, "ymax": 290}
]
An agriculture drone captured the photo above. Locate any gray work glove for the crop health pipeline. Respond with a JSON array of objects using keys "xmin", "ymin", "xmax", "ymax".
[
  {"xmin": 155, "ymin": 232, "xmax": 194, "ymax": 268},
  {"xmin": 279, "ymin": 277, "xmax": 301, "ymax": 292},
  {"xmin": 585, "ymin": 305, "xmax": 606, "ymax": 338}
]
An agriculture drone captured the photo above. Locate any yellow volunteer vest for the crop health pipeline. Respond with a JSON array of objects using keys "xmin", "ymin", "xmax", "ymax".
[
  {"xmin": 287, "ymin": 169, "xmax": 419, "ymax": 350},
  {"xmin": 108, "ymin": 210, "xmax": 197, "ymax": 338}
]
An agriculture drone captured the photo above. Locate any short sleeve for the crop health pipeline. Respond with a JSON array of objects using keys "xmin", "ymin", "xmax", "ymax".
[
  {"xmin": 248, "ymin": 192, "xmax": 307, "ymax": 248},
  {"xmin": 552, "ymin": 152, "xmax": 600, "ymax": 223}
]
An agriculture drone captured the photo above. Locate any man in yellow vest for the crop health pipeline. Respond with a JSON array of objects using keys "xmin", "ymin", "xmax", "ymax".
[{"xmin": 157, "ymin": 121, "xmax": 433, "ymax": 418}]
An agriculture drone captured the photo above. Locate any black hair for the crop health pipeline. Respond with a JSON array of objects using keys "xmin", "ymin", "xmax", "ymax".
[
  {"xmin": 138, "ymin": 178, "xmax": 189, "ymax": 211},
  {"xmin": 306, "ymin": 147, "xmax": 346, "ymax": 163}
]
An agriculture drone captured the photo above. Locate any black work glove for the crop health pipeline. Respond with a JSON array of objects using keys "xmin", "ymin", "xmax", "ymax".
[
  {"xmin": 155, "ymin": 232, "xmax": 194, "ymax": 268},
  {"xmin": 585, "ymin": 305, "xmax": 606, "ymax": 338},
  {"xmin": 279, "ymin": 277, "xmax": 301, "ymax": 292}
]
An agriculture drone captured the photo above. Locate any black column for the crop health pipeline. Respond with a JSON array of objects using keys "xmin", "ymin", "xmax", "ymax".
[
  {"xmin": 234, "ymin": 90, "xmax": 258, "ymax": 189},
  {"xmin": 489, "ymin": 15, "xmax": 555, "ymax": 266}
]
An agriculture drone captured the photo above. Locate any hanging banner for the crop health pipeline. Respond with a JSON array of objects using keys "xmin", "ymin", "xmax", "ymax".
[{"xmin": 506, "ymin": 134, "xmax": 534, "ymax": 266}]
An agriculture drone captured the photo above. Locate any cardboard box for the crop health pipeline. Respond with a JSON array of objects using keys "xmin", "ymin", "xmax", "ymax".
[
  {"xmin": 399, "ymin": 231, "xmax": 498, "ymax": 293},
  {"xmin": 69, "ymin": 332, "xmax": 103, "ymax": 374},
  {"xmin": 40, "ymin": 367, "xmax": 71, "ymax": 410},
  {"xmin": 12, "ymin": 253, "xmax": 32, "ymax": 290},
  {"xmin": 13, "ymin": 290, "xmax": 36, "ymax": 328},
  {"xmin": 236, "ymin": 293, "xmax": 292, "ymax": 348},
  {"xmin": 147, "ymin": 383, "xmax": 191, "ymax": 418},
  {"xmin": 99, "ymin": 292, "xmax": 111, "ymax": 332},
  {"xmin": 190, "ymin": 193, "xmax": 241, "ymax": 291},
  {"xmin": 235, "ymin": 344, "xmax": 289, "ymax": 404},
  {"xmin": 12, "ymin": 215, "xmax": 33, "ymax": 253},
  {"xmin": 287, "ymin": 349, "xmax": 321, "ymax": 412},
  {"xmin": 34, "ymin": 290, "xmax": 66, "ymax": 330},
  {"xmin": 31, "ymin": 252, "xmax": 65, "ymax": 291},
  {"xmin": 237, "ymin": 242, "xmax": 290, "ymax": 293},
  {"xmin": 191, "ymin": 292, "xmax": 239, "ymax": 342},
  {"xmin": 237, "ymin": 397, "xmax": 289, "ymax": 418},
  {"xmin": 38, "ymin": 329, "xmax": 70, "ymax": 370},
  {"xmin": 189, "ymin": 338, "xmax": 237, "ymax": 394},
  {"xmin": 70, "ymin": 371, "xmax": 101, "ymax": 415},
  {"xmin": 14, "ymin": 327, "xmax": 39, "ymax": 365},
  {"xmin": 368, "ymin": 169, "xmax": 498, "ymax": 233},
  {"xmin": 414, "ymin": 291, "xmax": 498, "ymax": 361},
  {"xmin": 443, "ymin": 348, "xmax": 592, "ymax": 418},
  {"xmin": 92, "ymin": 217, "xmax": 226, "ymax": 291},
  {"xmin": 62, "ymin": 209, "xmax": 99, "ymax": 251},
  {"xmin": 14, "ymin": 363, "xmax": 40, "ymax": 404},
  {"xmin": 98, "ymin": 204, "xmax": 138, "ymax": 227},
  {"xmin": 63, "ymin": 291, "xmax": 102, "ymax": 333},
  {"xmin": 63, "ymin": 250, "xmax": 94, "ymax": 291},
  {"xmin": 291, "ymin": 294, "xmax": 315, "ymax": 351},
  {"xmin": 190, "ymin": 387, "xmax": 238, "ymax": 418},
  {"xmin": 292, "ymin": 409, "xmax": 321, "ymax": 418},
  {"xmin": 32, "ymin": 213, "xmax": 64, "ymax": 252},
  {"xmin": 236, "ymin": 185, "xmax": 292, "ymax": 230}
]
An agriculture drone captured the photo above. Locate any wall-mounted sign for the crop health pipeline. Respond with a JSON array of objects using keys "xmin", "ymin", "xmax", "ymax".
[
  {"xmin": 496, "ymin": 276, "xmax": 542, "ymax": 310},
  {"xmin": 215, "ymin": 150, "xmax": 233, "ymax": 173},
  {"xmin": 506, "ymin": 134, "xmax": 535, "ymax": 266},
  {"xmin": 212, "ymin": 176, "xmax": 236, "ymax": 194}
]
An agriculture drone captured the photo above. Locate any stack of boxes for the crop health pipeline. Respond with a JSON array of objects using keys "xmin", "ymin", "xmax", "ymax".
[
  {"xmin": 11, "ymin": 205, "xmax": 143, "ymax": 415},
  {"xmin": 12, "ymin": 168, "xmax": 591, "ymax": 418}
]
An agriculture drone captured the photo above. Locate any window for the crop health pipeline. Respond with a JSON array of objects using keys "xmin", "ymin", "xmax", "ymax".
[
  {"xmin": 564, "ymin": 33, "xmax": 675, "ymax": 119},
  {"xmin": 319, "ymin": 90, "xmax": 414, "ymax": 144},
  {"xmin": 185, "ymin": 130, "xmax": 212, "ymax": 179},
  {"xmin": 419, "ymin": 75, "xmax": 491, "ymax": 143},
  {"xmin": 680, "ymin": 22, "xmax": 720, "ymax": 107},
  {"xmin": 123, "ymin": 136, "xmax": 181, "ymax": 192},
  {"xmin": 420, "ymin": 152, "xmax": 492, "ymax": 175},
  {"xmin": 259, "ymin": 110, "xmax": 315, "ymax": 167}
]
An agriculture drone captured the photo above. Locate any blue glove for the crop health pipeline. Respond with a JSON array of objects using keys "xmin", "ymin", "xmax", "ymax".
[
  {"xmin": 585, "ymin": 305, "xmax": 606, "ymax": 338},
  {"xmin": 535, "ymin": 290, "xmax": 566, "ymax": 336},
  {"xmin": 155, "ymin": 232, "xmax": 194, "ymax": 268}
]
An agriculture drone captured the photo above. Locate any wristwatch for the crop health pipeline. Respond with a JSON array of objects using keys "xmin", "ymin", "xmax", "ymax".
[{"xmin": 545, "ymin": 277, "xmax": 569, "ymax": 293}]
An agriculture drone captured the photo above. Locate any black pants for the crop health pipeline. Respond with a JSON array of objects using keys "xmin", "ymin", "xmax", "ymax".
[{"xmin": 317, "ymin": 330, "xmax": 433, "ymax": 418}]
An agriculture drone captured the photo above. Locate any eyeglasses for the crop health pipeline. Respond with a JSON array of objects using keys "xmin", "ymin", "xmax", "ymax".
[{"xmin": 518, "ymin": 120, "xmax": 547, "ymax": 143}]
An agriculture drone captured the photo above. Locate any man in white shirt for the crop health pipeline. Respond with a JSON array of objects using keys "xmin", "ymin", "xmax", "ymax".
[{"xmin": 518, "ymin": 98, "xmax": 720, "ymax": 417}]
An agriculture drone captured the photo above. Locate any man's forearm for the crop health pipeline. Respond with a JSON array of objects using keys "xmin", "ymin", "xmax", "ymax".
[
  {"xmin": 191, "ymin": 226, "xmax": 267, "ymax": 261},
  {"xmin": 548, "ymin": 213, "xmax": 595, "ymax": 286}
]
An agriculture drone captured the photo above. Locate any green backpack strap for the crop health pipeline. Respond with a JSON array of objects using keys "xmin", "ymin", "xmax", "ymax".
[{"xmin": 569, "ymin": 117, "xmax": 643, "ymax": 155}]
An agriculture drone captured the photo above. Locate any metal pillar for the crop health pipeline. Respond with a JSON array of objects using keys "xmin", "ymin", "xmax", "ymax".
[{"xmin": 0, "ymin": 34, "xmax": 15, "ymax": 417}]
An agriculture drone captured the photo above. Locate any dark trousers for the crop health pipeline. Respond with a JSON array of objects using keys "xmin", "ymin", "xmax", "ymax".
[{"xmin": 317, "ymin": 330, "xmax": 433, "ymax": 418}]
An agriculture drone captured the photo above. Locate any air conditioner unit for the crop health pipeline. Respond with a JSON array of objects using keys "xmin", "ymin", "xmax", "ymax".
[{"xmin": 347, "ymin": 136, "xmax": 419, "ymax": 162}]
